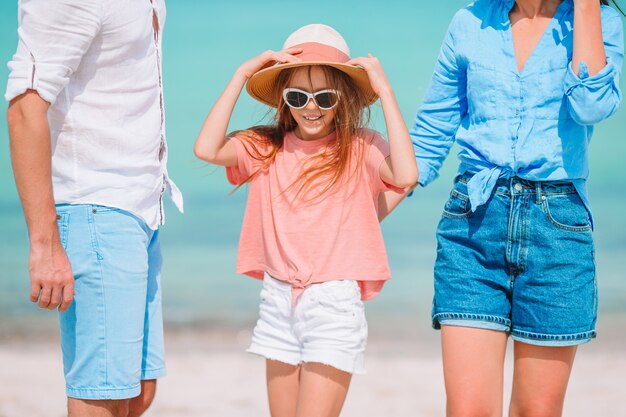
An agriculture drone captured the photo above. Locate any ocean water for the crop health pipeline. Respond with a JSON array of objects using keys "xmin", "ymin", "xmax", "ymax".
[{"xmin": 0, "ymin": 1, "xmax": 624, "ymax": 331}]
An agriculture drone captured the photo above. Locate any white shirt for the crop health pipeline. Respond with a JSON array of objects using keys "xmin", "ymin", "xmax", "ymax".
[{"xmin": 5, "ymin": 0, "xmax": 183, "ymax": 229}]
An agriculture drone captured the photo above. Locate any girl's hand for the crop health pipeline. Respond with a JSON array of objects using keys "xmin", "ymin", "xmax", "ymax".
[
  {"xmin": 237, "ymin": 48, "xmax": 303, "ymax": 80},
  {"xmin": 347, "ymin": 54, "xmax": 393, "ymax": 97}
]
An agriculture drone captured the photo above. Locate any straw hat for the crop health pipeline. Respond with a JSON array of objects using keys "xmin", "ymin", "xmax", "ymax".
[{"xmin": 246, "ymin": 24, "xmax": 378, "ymax": 107}]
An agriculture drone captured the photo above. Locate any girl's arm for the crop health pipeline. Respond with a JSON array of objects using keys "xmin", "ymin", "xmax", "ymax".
[
  {"xmin": 377, "ymin": 185, "xmax": 417, "ymax": 222},
  {"xmin": 193, "ymin": 48, "xmax": 302, "ymax": 166},
  {"xmin": 348, "ymin": 55, "xmax": 418, "ymax": 189}
]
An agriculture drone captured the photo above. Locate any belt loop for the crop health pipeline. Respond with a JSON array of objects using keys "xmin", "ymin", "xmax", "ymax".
[{"xmin": 535, "ymin": 181, "xmax": 542, "ymax": 204}]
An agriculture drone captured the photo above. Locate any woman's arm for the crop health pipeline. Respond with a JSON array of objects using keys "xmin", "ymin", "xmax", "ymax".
[
  {"xmin": 348, "ymin": 55, "xmax": 418, "ymax": 189},
  {"xmin": 572, "ymin": 0, "xmax": 609, "ymax": 77},
  {"xmin": 411, "ymin": 13, "xmax": 468, "ymax": 188},
  {"xmin": 565, "ymin": 2, "xmax": 624, "ymax": 125},
  {"xmin": 193, "ymin": 48, "xmax": 302, "ymax": 166}
]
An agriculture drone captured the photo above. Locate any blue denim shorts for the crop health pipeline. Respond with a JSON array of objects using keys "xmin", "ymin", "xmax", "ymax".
[
  {"xmin": 55, "ymin": 204, "xmax": 166, "ymax": 399},
  {"xmin": 432, "ymin": 174, "xmax": 597, "ymax": 346}
]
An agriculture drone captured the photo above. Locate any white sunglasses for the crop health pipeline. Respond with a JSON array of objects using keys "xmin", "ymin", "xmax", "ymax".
[{"xmin": 282, "ymin": 88, "xmax": 341, "ymax": 110}]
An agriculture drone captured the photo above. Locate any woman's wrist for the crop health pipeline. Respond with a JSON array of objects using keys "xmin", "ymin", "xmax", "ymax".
[{"xmin": 573, "ymin": 0, "xmax": 601, "ymax": 11}]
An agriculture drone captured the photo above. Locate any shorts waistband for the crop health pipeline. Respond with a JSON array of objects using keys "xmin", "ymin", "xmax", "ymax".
[{"xmin": 456, "ymin": 173, "xmax": 577, "ymax": 196}]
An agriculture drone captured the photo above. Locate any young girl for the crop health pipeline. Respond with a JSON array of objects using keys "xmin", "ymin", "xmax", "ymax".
[
  {"xmin": 383, "ymin": 0, "xmax": 623, "ymax": 415},
  {"xmin": 194, "ymin": 24, "xmax": 417, "ymax": 417}
]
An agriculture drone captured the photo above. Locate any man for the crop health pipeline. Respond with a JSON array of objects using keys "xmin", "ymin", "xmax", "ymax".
[{"xmin": 5, "ymin": 1, "xmax": 182, "ymax": 416}]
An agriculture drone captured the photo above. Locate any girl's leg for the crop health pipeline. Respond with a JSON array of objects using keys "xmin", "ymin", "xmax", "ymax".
[
  {"xmin": 295, "ymin": 362, "xmax": 352, "ymax": 417},
  {"xmin": 441, "ymin": 325, "xmax": 508, "ymax": 417},
  {"xmin": 508, "ymin": 342, "xmax": 577, "ymax": 417},
  {"xmin": 267, "ymin": 359, "xmax": 301, "ymax": 417}
]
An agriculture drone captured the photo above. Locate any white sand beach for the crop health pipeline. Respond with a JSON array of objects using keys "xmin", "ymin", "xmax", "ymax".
[{"xmin": 1, "ymin": 320, "xmax": 625, "ymax": 417}]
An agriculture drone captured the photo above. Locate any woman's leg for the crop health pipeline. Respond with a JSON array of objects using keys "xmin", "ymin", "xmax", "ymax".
[
  {"xmin": 294, "ymin": 362, "xmax": 352, "ymax": 417},
  {"xmin": 508, "ymin": 342, "xmax": 577, "ymax": 417},
  {"xmin": 267, "ymin": 359, "xmax": 301, "ymax": 417},
  {"xmin": 442, "ymin": 325, "xmax": 509, "ymax": 417}
]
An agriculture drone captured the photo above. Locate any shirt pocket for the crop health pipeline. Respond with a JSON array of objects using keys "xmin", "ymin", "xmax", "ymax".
[
  {"xmin": 466, "ymin": 63, "xmax": 500, "ymax": 120},
  {"xmin": 537, "ymin": 57, "xmax": 571, "ymax": 115}
]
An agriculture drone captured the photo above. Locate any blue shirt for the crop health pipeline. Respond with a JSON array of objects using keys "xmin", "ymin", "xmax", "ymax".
[{"xmin": 411, "ymin": 0, "xmax": 624, "ymax": 225}]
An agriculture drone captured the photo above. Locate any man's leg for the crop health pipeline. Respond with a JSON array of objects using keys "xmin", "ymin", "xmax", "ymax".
[
  {"xmin": 129, "ymin": 380, "xmax": 157, "ymax": 417},
  {"xmin": 67, "ymin": 380, "xmax": 156, "ymax": 417},
  {"xmin": 68, "ymin": 399, "xmax": 129, "ymax": 417}
]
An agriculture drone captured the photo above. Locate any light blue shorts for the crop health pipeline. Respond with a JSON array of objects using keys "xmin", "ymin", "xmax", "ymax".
[{"xmin": 55, "ymin": 204, "xmax": 166, "ymax": 400}]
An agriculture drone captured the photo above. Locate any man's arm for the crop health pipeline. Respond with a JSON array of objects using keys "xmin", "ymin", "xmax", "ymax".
[{"xmin": 7, "ymin": 90, "xmax": 73, "ymax": 312}]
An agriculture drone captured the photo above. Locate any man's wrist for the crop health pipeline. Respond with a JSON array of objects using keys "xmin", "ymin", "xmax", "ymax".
[{"xmin": 28, "ymin": 217, "xmax": 61, "ymax": 246}]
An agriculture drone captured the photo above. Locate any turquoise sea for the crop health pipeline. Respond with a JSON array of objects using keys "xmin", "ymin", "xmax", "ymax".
[{"xmin": 0, "ymin": 1, "xmax": 624, "ymax": 334}]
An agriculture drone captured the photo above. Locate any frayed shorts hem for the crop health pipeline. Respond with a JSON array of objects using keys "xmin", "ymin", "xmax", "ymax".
[
  {"xmin": 247, "ymin": 345, "xmax": 366, "ymax": 375},
  {"xmin": 247, "ymin": 345, "xmax": 301, "ymax": 367}
]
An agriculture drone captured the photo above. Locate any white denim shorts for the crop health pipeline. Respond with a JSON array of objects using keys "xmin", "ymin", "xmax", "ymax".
[{"xmin": 247, "ymin": 273, "xmax": 368, "ymax": 374}]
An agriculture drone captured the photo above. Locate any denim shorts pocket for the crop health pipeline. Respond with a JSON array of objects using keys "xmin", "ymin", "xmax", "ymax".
[
  {"xmin": 541, "ymin": 192, "xmax": 591, "ymax": 232},
  {"xmin": 56, "ymin": 212, "xmax": 70, "ymax": 250},
  {"xmin": 442, "ymin": 189, "xmax": 472, "ymax": 219}
]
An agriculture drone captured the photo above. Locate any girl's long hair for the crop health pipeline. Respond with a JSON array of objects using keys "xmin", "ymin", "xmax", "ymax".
[{"xmin": 229, "ymin": 65, "xmax": 372, "ymax": 204}]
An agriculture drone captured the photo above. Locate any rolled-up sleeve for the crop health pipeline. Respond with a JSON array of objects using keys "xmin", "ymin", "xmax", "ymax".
[
  {"xmin": 410, "ymin": 12, "xmax": 468, "ymax": 187},
  {"xmin": 564, "ymin": 11, "xmax": 624, "ymax": 126},
  {"xmin": 5, "ymin": 0, "xmax": 101, "ymax": 104}
]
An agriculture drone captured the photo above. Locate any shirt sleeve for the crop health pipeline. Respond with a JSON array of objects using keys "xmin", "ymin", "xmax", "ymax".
[
  {"xmin": 564, "ymin": 9, "xmax": 624, "ymax": 126},
  {"xmin": 225, "ymin": 136, "xmax": 264, "ymax": 186},
  {"xmin": 5, "ymin": 0, "xmax": 102, "ymax": 104},
  {"xmin": 410, "ymin": 11, "xmax": 468, "ymax": 187}
]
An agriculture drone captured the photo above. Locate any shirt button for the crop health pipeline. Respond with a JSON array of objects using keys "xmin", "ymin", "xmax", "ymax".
[{"xmin": 514, "ymin": 183, "xmax": 523, "ymax": 191}]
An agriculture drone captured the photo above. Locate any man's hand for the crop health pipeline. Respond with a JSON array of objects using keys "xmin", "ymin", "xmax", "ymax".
[{"xmin": 29, "ymin": 238, "xmax": 74, "ymax": 311}]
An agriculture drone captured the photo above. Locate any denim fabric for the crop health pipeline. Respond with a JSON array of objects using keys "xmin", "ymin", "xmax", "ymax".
[
  {"xmin": 432, "ymin": 174, "xmax": 597, "ymax": 346},
  {"xmin": 411, "ymin": 0, "xmax": 624, "ymax": 225},
  {"xmin": 55, "ymin": 204, "xmax": 166, "ymax": 399}
]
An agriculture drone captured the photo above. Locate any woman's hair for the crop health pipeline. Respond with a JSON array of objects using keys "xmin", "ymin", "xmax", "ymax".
[
  {"xmin": 229, "ymin": 65, "xmax": 372, "ymax": 204},
  {"xmin": 601, "ymin": 0, "xmax": 625, "ymax": 15}
]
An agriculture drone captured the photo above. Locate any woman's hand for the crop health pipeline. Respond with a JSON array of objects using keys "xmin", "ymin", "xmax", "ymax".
[
  {"xmin": 347, "ymin": 54, "xmax": 393, "ymax": 97},
  {"xmin": 237, "ymin": 48, "xmax": 303, "ymax": 80}
]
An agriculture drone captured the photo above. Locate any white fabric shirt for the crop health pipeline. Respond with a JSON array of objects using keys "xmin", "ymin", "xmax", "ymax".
[{"xmin": 5, "ymin": 0, "xmax": 183, "ymax": 229}]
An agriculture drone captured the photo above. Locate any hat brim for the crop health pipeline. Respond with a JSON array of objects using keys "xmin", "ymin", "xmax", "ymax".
[{"xmin": 246, "ymin": 61, "xmax": 378, "ymax": 108}]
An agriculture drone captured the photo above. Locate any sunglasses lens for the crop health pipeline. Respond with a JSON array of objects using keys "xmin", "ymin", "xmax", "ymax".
[
  {"xmin": 285, "ymin": 91, "xmax": 309, "ymax": 108},
  {"xmin": 314, "ymin": 92, "xmax": 338, "ymax": 109}
]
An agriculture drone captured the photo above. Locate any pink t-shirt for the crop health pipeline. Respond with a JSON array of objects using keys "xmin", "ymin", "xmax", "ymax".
[{"xmin": 226, "ymin": 129, "xmax": 399, "ymax": 304}]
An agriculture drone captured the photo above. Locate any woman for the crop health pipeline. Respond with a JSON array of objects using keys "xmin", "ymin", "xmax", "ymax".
[{"xmin": 388, "ymin": 0, "xmax": 623, "ymax": 415}]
